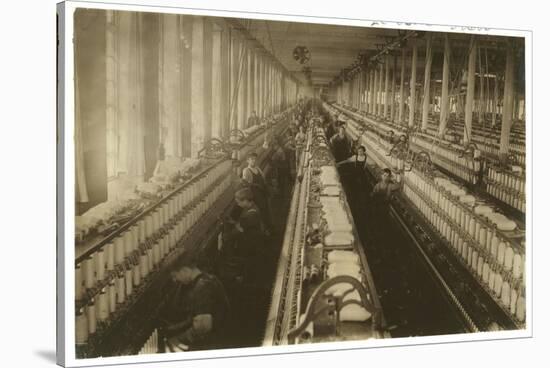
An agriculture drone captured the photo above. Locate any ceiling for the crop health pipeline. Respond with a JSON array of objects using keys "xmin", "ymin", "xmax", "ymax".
[
  {"xmin": 235, "ymin": 18, "xmax": 400, "ymax": 87},
  {"xmin": 234, "ymin": 18, "xmax": 523, "ymax": 89}
]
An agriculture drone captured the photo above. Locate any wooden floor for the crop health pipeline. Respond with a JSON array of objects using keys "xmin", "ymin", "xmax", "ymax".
[
  {"xmin": 216, "ymin": 178, "xmax": 295, "ymax": 349},
  {"xmin": 338, "ymin": 164, "xmax": 467, "ymax": 337}
]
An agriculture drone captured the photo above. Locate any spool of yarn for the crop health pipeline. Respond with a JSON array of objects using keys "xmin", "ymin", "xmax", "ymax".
[
  {"xmin": 482, "ymin": 262, "xmax": 490, "ymax": 283},
  {"xmin": 510, "ymin": 288, "xmax": 518, "ymax": 315},
  {"xmin": 84, "ymin": 256, "xmax": 95, "ymax": 289},
  {"xmin": 145, "ymin": 215, "xmax": 154, "ymax": 238},
  {"xmin": 96, "ymin": 249, "xmax": 105, "ymax": 282},
  {"xmin": 147, "ymin": 248, "xmax": 154, "ymax": 272},
  {"xmin": 114, "ymin": 236, "xmax": 125, "ymax": 264},
  {"xmin": 116, "ymin": 274, "xmax": 125, "ymax": 304},
  {"xmin": 153, "ymin": 211, "xmax": 161, "ymax": 233},
  {"xmin": 474, "ymin": 221, "xmax": 481, "ymax": 243},
  {"xmin": 488, "ymin": 268, "xmax": 496, "ymax": 291},
  {"xmin": 468, "ymin": 247, "xmax": 474, "ymax": 268},
  {"xmin": 125, "ymin": 268, "xmax": 133, "ymax": 296},
  {"xmin": 516, "ymin": 295, "xmax": 526, "ymax": 322},
  {"xmin": 512, "ymin": 253, "xmax": 523, "ymax": 279},
  {"xmin": 461, "ymin": 242, "xmax": 469, "ymax": 261},
  {"xmin": 97, "ymin": 288, "xmax": 109, "ymax": 321},
  {"xmin": 106, "ymin": 242, "xmax": 115, "ymax": 271},
  {"xmin": 108, "ymin": 281, "xmax": 116, "ymax": 313},
  {"xmin": 75, "ymin": 308, "xmax": 88, "ymax": 344},
  {"xmin": 493, "ymin": 272, "xmax": 503, "ymax": 297},
  {"xmin": 123, "ymin": 231, "xmax": 133, "ymax": 257},
  {"xmin": 457, "ymin": 240, "xmax": 463, "ymax": 256},
  {"xmin": 476, "ymin": 256, "xmax": 484, "ymax": 277},
  {"xmin": 501, "ymin": 281, "xmax": 511, "ymax": 308},
  {"xmin": 170, "ymin": 231, "xmax": 177, "ymax": 250},
  {"xmin": 131, "ymin": 226, "xmax": 139, "ymax": 252},
  {"xmin": 160, "ymin": 205, "xmax": 167, "ymax": 226},
  {"xmin": 87, "ymin": 299, "xmax": 96, "ymax": 334},
  {"xmin": 161, "ymin": 237, "xmax": 168, "ymax": 259},
  {"xmin": 133, "ymin": 261, "xmax": 141, "ymax": 286},
  {"xmin": 138, "ymin": 220, "xmax": 146, "ymax": 244},
  {"xmin": 491, "ymin": 236, "xmax": 500, "ymax": 258},
  {"xmin": 175, "ymin": 218, "xmax": 182, "ymax": 240},
  {"xmin": 504, "ymin": 245, "xmax": 514, "ymax": 271},
  {"xmin": 153, "ymin": 241, "xmax": 161, "ymax": 266},
  {"xmin": 75, "ymin": 264, "xmax": 83, "ymax": 300},
  {"xmin": 140, "ymin": 252, "xmax": 149, "ymax": 279},
  {"xmin": 497, "ymin": 241, "xmax": 506, "ymax": 266},
  {"xmin": 479, "ymin": 227, "xmax": 487, "ymax": 248},
  {"xmin": 468, "ymin": 218, "xmax": 476, "ymax": 237}
]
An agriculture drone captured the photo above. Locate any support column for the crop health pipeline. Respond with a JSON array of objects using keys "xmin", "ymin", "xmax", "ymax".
[
  {"xmin": 369, "ymin": 69, "xmax": 375, "ymax": 115},
  {"xmin": 373, "ymin": 65, "xmax": 380, "ymax": 116},
  {"xmin": 211, "ymin": 24, "xmax": 222, "ymax": 139},
  {"xmin": 266, "ymin": 61, "xmax": 274, "ymax": 116},
  {"xmin": 377, "ymin": 63, "xmax": 384, "ymax": 117},
  {"xmin": 390, "ymin": 55, "xmax": 396, "ymax": 121},
  {"xmin": 438, "ymin": 34, "xmax": 451, "ymax": 137},
  {"xmin": 383, "ymin": 55, "xmax": 390, "ymax": 119},
  {"xmin": 229, "ymin": 32, "xmax": 239, "ymax": 130},
  {"xmin": 492, "ymin": 75, "xmax": 499, "ymax": 128},
  {"xmin": 464, "ymin": 36, "xmax": 477, "ymax": 144},
  {"xmin": 105, "ymin": 10, "xmax": 117, "ymax": 180},
  {"xmin": 237, "ymin": 42, "xmax": 247, "ymax": 129},
  {"xmin": 220, "ymin": 26, "xmax": 231, "ymax": 138},
  {"xmin": 499, "ymin": 40, "xmax": 515, "ymax": 160},
  {"xmin": 246, "ymin": 47, "xmax": 254, "ymax": 125},
  {"xmin": 190, "ymin": 17, "xmax": 208, "ymax": 157},
  {"xmin": 398, "ymin": 48, "xmax": 405, "ymax": 124},
  {"xmin": 203, "ymin": 20, "xmax": 213, "ymax": 145},
  {"xmin": 408, "ymin": 41, "xmax": 418, "ymax": 127},
  {"xmin": 258, "ymin": 54, "xmax": 264, "ymax": 118},
  {"xmin": 421, "ymin": 33, "xmax": 433, "ymax": 131},
  {"xmin": 254, "ymin": 52, "xmax": 260, "ymax": 115},
  {"xmin": 478, "ymin": 45, "xmax": 485, "ymax": 124}
]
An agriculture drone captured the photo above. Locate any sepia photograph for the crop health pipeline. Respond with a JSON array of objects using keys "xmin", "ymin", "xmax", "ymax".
[{"xmin": 56, "ymin": 0, "xmax": 531, "ymax": 366}]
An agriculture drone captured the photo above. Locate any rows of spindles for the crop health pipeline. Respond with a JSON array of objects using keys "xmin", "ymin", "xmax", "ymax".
[
  {"xmin": 423, "ymin": 121, "xmax": 526, "ymax": 166},
  {"xmin": 402, "ymin": 169, "xmax": 525, "ymax": 323},
  {"xmin": 486, "ymin": 165, "xmax": 526, "ymax": 213},
  {"xmin": 138, "ymin": 329, "xmax": 159, "ymax": 355},
  {"xmin": 336, "ymin": 103, "xmax": 526, "ymax": 169},
  {"xmin": 75, "ymin": 160, "xmax": 233, "ymax": 345},
  {"xmin": 330, "ymin": 103, "xmax": 526, "ymax": 325},
  {"xmin": 425, "ymin": 119, "xmax": 526, "ymax": 146},
  {"xmin": 473, "ymin": 140, "xmax": 525, "ymax": 166},
  {"xmin": 410, "ymin": 136, "xmax": 481, "ymax": 185}
]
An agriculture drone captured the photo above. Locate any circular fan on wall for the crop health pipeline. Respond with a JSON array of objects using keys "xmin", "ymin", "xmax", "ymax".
[{"xmin": 293, "ymin": 46, "xmax": 311, "ymax": 64}]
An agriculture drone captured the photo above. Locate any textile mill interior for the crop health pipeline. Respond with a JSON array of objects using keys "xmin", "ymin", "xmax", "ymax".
[{"xmin": 70, "ymin": 9, "xmax": 527, "ymax": 358}]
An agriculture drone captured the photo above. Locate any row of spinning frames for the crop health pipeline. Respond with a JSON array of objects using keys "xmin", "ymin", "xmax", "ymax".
[{"xmin": 263, "ymin": 110, "xmax": 386, "ymax": 346}]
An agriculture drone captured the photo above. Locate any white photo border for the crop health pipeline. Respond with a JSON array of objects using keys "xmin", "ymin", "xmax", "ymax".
[{"xmin": 57, "ymin": 1, "xmax": 533, "ymax": 366}]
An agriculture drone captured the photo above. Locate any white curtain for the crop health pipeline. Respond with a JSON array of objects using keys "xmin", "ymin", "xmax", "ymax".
[
  {"xmin": 75, "ymin": 31, "xmax": 88, "ymax": 203},
  {"xmin": 115, "ymin": 11, "xmax": 146, "ymax": 181},
  {"xmin": 159, "ymin": 14, "xmax": 183, "ymax": 159}
]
